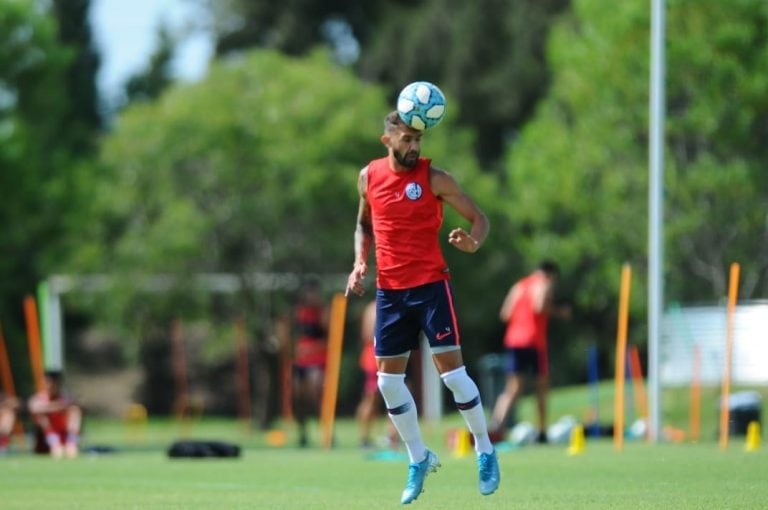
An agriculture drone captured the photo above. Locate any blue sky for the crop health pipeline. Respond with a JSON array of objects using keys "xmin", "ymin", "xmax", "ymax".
[{"xmin": 90, "ymin": 0, "xmax": 213, "ymax": 104}]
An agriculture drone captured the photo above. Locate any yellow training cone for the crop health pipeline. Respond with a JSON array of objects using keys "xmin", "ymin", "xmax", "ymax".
[
  {"xmin": 745, "ymin": 421, "xmax": 761, "ymax": 452},
  {"xmin": 453, "ymin": 429, "xmax": 472, "ymax": 458},
  {"xmin": 567, "ymin": 424, "xmax": 586, "ymax": 456}
]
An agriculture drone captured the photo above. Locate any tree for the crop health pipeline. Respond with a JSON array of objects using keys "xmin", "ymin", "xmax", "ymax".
[
  {"xmin": 52, "ymin": 0, "xmax": 102, "ymax": 152},
  {"xmin": 207, "ymin": 0, "xmax": 381, "ymax": 58},
  {"xmin": 204, "ymin": 0, "xmax": 570, "ymax": 169},
  {"xmin": 502, "ymin": 0, "xmax": 768, "ymax": 380},
  {"xmin": 356, "ymin": 0, "xmax": 570, "ymax": 169},
  {"xmin": 0, "ymin": 0, "xmax": 96, "ymax": 394},
  {"xmin": 123, "ymin": 25, "xmax": 175, "ymax": 105}
]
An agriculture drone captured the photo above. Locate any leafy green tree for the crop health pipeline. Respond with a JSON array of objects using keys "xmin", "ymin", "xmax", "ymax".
[
  {"xmin": 502, "ymin": 0, "xmax": 768, "ymax": 380},
  {"xmin": 205, "ymin": 0, "xmax": 569, "ymax": 169},
  {"xmin": 123, "ymin": 25, "xmax": 175, "ymax": 105},
  {"xmin": 207, "ymin": 0, "xmax": 377, "ymax": 58},
  {"xmin": 0, "ymin": 0, "xmax": 96, "ymax": 393},
  {"xmin": 52, "ymin": 0, "xmax": 102, "ymax": 151},
  {"xmin": 357, "ymin": 0, "xmax": 569, "ymax": 168}
]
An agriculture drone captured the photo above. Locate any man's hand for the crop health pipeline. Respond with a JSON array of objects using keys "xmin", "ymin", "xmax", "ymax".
[
  {"xmin": 345, "ymin": 261, "xmax": 368, "ymax": 296},
  {"xmin": 448, "ymin": 228, "xmax": 479, "ymax": 253}
]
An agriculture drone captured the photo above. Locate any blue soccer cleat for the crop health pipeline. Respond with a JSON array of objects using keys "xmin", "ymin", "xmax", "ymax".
[
  {"xmin": 400, "ymin": 449, "xmax": 440, "ymax": 504},
  {"xmin": 478, "ymin": 449, "xmax": 500, "ymax": 496}
]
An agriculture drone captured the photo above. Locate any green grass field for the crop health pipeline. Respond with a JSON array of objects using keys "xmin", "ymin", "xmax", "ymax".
[
  {"xmin": 2, "ymin": 435, "xmax": 766, "ymax": 509},
  {"xmin": 2, "ymin": 384, "xmax": 765, "ymax": 509}
]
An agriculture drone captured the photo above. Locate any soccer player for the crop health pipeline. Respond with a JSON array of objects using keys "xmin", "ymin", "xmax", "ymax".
[
  {"xmin": 291, "ymin": 278, "xmax": 329, "ymax": 447},
  {"xmin": 489, "ymin": 261, "xmax": 570, "ymax": 443},
  {"xmin": 28, "ymin": 371, "xmax": 82, "ymax": 458},
  {"xmin": 345, "ymin": 111, "xmax": 500, "ymax": 504}
]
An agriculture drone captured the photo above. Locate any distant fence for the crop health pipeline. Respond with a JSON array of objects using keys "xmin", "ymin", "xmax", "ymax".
[{"xmin": 661, "ymin": 301, "xmax": 768, "ymax": 386}]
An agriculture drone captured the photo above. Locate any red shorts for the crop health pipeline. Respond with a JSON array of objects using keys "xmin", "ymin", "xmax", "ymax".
[{"xmin": 363, "ymin": 370, "xmax": 378, "ymax": 394}]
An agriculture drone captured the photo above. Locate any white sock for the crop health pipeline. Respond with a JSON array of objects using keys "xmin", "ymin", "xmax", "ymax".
[
  {"xmin": 441, "ymin": 366, "xmax": 494, "ymax": 455},
  {"xmin": 378, "ymin": 372, "xmax": 426, "ymax": 463}
]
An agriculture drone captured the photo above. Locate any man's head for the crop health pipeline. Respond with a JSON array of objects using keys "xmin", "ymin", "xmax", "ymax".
[
  {"xmin": 44, "ymin": 371, "xmax": 63, "ymax": 397},
  {"xmin": 538, "ymin": 260, "xmax": 560, "ymax": 279},
  {"xmin": 299, "ymin": 277, "xmax": 323, "ymax": 306},
  {"xmin": 381, "ymin": 110, "xmax": 422, "ymax": 169}
]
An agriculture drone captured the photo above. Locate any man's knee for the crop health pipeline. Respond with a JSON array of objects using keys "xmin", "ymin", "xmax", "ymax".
[{"xmin": 377, "ymin": 372, "xmax": 411, "ymax": 409}]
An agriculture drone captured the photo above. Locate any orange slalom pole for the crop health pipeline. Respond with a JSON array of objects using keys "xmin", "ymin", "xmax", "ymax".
[
  {"xmin": 628, "ymin": 345, "xmax": 648, "ymax": 422},
  {"xmin": 23, "ymin": 295, "xmax": 46, "ymax": 392},
  {"xmin": 689, "ymin": 344, "xmax": 701, "ymax": 442},
  {"xmin": 613, "ymin": 264, "xmax": 632, "ymax": 451},
  {"xmin": 234, "ymin": 317, "xmax": 252, "ymax": 431},
  {"xmin": 320, "ymin": 293, "xmax": 347, "ymax": 449},
  {"xmin": 719, "ymin": 262, "xmax": 740, "ymax": 451},
  {"xmin": 170, "ymin": 319, "xmax": 189, "ymax": 421},
  {"xmin": 0, "ymin": 320, "xmax": 17, "ymax": 397}
]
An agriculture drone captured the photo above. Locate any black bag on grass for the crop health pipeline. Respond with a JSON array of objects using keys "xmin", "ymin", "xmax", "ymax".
[{"xmin": 167, "ymin": 440, "xmax": 241, "ymax": 458}]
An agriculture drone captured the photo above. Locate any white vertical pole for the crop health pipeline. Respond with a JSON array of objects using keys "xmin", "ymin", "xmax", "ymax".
[
  {"xmin": 46, "ymin": 281, "xmax": 64, "ymax": 371},
  {"xmin": 420, "ymin": 335, "xmax": 442, "ymax": 421},
  {"xmin": 648, "ymin": 0, "xmax": 666, "ymax": 443}
]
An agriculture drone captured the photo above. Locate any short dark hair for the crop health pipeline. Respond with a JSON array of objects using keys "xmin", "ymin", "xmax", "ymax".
[
  {"xmin": 44, "ymin": 370, "xmax": 63, "ymax": 384},
  {"xmin": 538, "ymin": 260, "xmax": 560, "ymax": 276},
  {"xmin": 384, "ymin": 110, "xmax": 407, "ymax": 134}
]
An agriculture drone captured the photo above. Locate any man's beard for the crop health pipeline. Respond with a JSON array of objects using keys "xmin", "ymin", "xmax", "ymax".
[{"xmin": 394, "ymin": 149, "xmax": 419, "ymax": 168}]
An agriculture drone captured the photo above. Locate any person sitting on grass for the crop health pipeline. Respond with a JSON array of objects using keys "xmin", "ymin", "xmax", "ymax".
[
  {"xmin": 28, "ymin": 371, "xmax": 82, "ymax": 458},
  {"xmin": 0, "ymin": 391, "xmax": 20, "ymax": 455}
]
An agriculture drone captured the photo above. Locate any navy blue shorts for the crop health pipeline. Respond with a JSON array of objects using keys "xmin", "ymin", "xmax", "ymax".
[
  {"xmin": 374, "ymin": 280, "xmax": 461, "ymax": 357},
  {"xmin": 504, "ymin": 347, "xmax": 547, "ymax": 376}
]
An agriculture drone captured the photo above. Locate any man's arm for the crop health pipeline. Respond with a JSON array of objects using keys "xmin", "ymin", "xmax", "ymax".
[
  {"xmin": 430, "ymin": 167, "xmax": 489, "ymax": 253},
  {"xmin": 346, "ymin": 167, "xmax": 373, "ymax": 296},
  {"xmin": 28, "ymin": 394, "xmax": 72, "ymax": 415},
  {"xmin": 499, "ymin": 283, "xmax": 522, "ymax": 322}
]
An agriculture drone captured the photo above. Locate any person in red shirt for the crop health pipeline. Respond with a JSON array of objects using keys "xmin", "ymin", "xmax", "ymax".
[
  {"xmin": 291, "ymin": 278, "xmax": 329, "ymax": 447},
  {"xmin": 28, "ymin": 371, "xmax": 82, "ymax": 458},
  {"xmin": 489, "ymin": 261, "xmax": 570, "ymax": 443},
  {"xmin": 346, "ymin": 110, "xmax": 499, "ymax": 503}
]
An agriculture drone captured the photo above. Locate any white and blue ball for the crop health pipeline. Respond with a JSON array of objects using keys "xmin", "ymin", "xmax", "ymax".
[{"xmin": 396, "ymin": 81, "xmax": 446, "ymax": 131}]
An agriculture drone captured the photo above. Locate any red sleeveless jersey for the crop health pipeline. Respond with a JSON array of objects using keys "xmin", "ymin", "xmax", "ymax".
[
  {"xmin": 503, "ymin": 273, "xmax": 549, "ymax": 351},
  {"xmin": 366, "ymin": 157, "xmax": 449, "ymax": 290},
  {"xmin": 294, "ymin": 304, "xmax": 327, "ymax": 367}
]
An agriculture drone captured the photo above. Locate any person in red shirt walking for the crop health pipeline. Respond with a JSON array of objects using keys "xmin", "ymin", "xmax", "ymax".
[
  {"xmin": 346, "ymin": 110, "xmax": 499, "ymax": 504},
  {"xmin": 292, "ymin": 278, "xmax": 329, "ymax": 447},
  {"xmin": 489, "ymin": 261, "xmax": 570, "ymax": 444}
]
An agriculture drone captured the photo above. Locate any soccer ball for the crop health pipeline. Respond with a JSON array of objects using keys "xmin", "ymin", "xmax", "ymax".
[{"xmin": 396, "ymin": 81, "xmax": 446, "ymax": 131}]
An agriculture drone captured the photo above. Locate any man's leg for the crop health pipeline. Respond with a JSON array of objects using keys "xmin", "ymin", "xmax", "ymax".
[
  {"xmin": 377, "ymin": 367, "xmax": 425, "ymax": 463},
  {"xmin": 64, "ymin": 405, "xmax": 82, "ymax": 458},
  {"xmin": 440, "ymin": 365, "xmax": 493, "ymax": 455},
  {"xmin": 535, "ymin": 374, "xmax": 549, "ymax": 443},
  {"xmin": 490, "ymin": 373, "xmax": 522, "ymax": 434},
  {"xmin": 292, "ymin": 371, "xmax": 310, "ymax": 446},
  {"xmin": 434, "ymin": 351, "xmax": 499, "ymax": 496},
  {"xmin": 378, "ymin": 356, "xmax": 439, "ymax": 504}
]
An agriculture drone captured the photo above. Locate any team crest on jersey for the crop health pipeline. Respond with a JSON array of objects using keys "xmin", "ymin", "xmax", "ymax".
[{"xmin": 405, "ymin": 182, "xmax": 422, "ymax": 200}]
